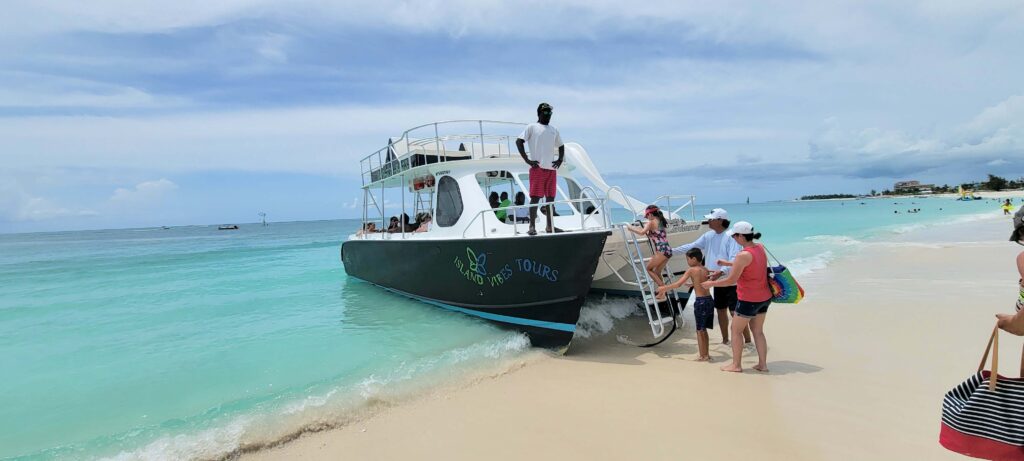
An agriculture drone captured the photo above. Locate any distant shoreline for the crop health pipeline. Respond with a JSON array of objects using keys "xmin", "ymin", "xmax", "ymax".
[{"xmin": 796, "ymin": 190, "xmax": 1024, "ymax": 202}]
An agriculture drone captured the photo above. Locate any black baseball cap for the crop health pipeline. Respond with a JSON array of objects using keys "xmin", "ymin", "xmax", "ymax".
[{"xmin": 537, "ymin": 102, "xmax": 553, "ymax": 113}]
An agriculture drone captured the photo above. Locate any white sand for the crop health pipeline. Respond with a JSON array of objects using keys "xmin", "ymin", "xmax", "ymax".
[{"xmin": 244, "ymin": 213, "xmax": 1022, "ymax": 460}]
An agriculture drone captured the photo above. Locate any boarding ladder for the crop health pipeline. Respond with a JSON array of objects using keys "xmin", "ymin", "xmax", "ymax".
[{"xmin": 618, "ymin": 224, "xmax": 687, "ymax": 346}]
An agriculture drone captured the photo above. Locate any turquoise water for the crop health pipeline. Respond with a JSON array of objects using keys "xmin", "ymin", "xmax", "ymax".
[{"xmin": 0, "ymin": 197, "xmax": 1010, "ymax": 460}]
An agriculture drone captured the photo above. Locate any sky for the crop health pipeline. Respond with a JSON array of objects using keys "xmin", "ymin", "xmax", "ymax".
[{"xmin": 1, "ymin": 1, "xmax": 1023, "ymax": 233}]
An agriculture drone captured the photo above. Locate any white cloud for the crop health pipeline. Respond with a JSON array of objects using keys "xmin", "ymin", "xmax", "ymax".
[
  {"xmin": 0, "ymin": 179, "xmax": 96, "ymax": 222},
  {"xmin": 110, "ymin": 179, "xmax": 179, "ymax": 204}
]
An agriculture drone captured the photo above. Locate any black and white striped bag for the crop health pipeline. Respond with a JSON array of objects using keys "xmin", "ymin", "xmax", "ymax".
[{"xmin": 940, "ymin": 326, "xmax": 1024, "ymax": 460}]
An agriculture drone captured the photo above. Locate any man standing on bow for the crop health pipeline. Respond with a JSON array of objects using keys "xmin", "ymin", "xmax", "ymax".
[
  {"xmin": 516, "ymin": 103, "xmax": 564, "ymax": 236},
  {"xmin": 672, "ymin": 208, "xmax": 750, "ymax": 345}
]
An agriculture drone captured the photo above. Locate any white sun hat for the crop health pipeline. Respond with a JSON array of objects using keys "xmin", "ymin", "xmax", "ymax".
[
  {"xmin": 727, "ymin": 221, "xmax": 754, "ymax": 236},
  {"xmin": 704, "ymin": 208, "xmax": 728, "ymax": 220}
]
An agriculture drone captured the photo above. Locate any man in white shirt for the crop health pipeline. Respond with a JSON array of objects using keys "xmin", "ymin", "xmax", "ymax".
[
  {"xmin": 515, "ymin": 102, "xmax": 564, "ymax": 236},
  {"xmin": 672, "ymin": 208, "xmax": 750, "ymax": 345}
]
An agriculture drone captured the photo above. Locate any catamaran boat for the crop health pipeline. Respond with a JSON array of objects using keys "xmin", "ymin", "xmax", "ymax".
[{"xmin": 340, "ymin": 121, "xmax": 708, "ymax": 351}]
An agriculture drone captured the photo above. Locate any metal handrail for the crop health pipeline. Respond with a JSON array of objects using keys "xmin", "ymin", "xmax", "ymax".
[
  {"xmin": 360, "ymin": 120, "xmax": 530, "ymax": 186},
  {"xmin": 651, "ymin": 194, "xmax": 697, "ymax": 222},
  {"xmin": 604, "ymin": 185, "xmax": 642, "ymax": 221},
  {"xmin": 619, "ymin": 225, "xmax": 666, "ymax": 337},
  {"xmin": 460, "ymin": 197, "xmax": 610, "ymax": 239}
]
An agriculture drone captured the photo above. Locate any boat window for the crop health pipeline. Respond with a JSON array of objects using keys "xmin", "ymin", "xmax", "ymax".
[
  {"xmin": 435, "ymin": 176, "xmax": 463, "ymax": 227},
  {"xmin": 476, "ymin": 171, "xmax": 525, "ymax": 222}
]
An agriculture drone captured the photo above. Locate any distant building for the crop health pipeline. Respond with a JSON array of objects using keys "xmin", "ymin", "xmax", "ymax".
[{"xmin": 894, "ymin": 180, "xmax": 934, "ymax": 194}]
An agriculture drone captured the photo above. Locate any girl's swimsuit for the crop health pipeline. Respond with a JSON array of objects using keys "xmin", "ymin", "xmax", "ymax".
[{"xmin": 648, "ymin": 224, "xmax": 672, "ymax": 258}]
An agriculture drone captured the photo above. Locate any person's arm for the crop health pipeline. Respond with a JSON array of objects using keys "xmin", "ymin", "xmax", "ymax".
[
  {"xmin": 997, "ymin": 310, "xmax": 1024, "ymax": 336},
  {"xmin": 657, "ymin": 269, "xmax": 692, "ymax": 294},
  {"xmin": 717, "ymin": 259, "xmax": 734, "ymax": 267},
  {"xmin": 552, "ymin": 144, "xmax": 565, "ymax": 169},
  {"xmin": 717, "ymin": 237, "xmax": 742, "ymax": 278},
  {"xmin": 672, "ymin": 231, "xmax": 707, "ymax": 254},
  {"xmin": 516, "ymin": 129, "xmax": 540, "ymax": 168},
  {"xmin": 626, "ymin": 219, "xmax": 653, "ymax": 236},
  {"xmin": 1018, "ymin": 250, "xmax": 1024, "ymax": 281},
  {"xmin": 703, "ymin": 252, "xmax": 750, "ymax": 289}
]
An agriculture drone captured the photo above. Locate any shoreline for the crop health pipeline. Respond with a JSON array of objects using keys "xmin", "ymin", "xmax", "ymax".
[
  {"xmin": 796, "ymin": 190, "xmax": 1024, "ymax": 202},
  {"xmin": 241, "ymin": 212, "xmax": 1017, "ymax": 460}
]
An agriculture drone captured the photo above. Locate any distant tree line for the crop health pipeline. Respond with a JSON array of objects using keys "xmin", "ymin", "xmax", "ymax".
[{"xmin": 858, "ymin": 174, "xmax": 1024, "ymax": 197}]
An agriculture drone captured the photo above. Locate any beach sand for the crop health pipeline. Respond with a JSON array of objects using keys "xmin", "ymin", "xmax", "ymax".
[{"xmin": 244, "ymin": 214, "xmax": 1020, "ymax": 460}]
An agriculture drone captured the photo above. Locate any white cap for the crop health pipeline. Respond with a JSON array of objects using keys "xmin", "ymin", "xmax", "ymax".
[
  {"xmin": 704, "ymin": 208, "xmax": 728, "ymax": 220},
  {"xmin": 727, "ymin": 221, "xmax": 754, "ymax": 236}
]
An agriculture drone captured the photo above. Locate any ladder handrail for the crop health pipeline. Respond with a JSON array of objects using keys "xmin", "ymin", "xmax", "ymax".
[
  {"xmin": 619, "ymin": 223, "xmax": 688, "ymax": 340},
  {"xmin": 619, "ymin": 225, "xmax": 666, "ymax": 337}
]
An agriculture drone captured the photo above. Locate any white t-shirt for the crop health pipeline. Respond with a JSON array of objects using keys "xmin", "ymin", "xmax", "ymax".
[{"xmin": 518, "ymin": 123, "xmax": 563, "ymax": 170}]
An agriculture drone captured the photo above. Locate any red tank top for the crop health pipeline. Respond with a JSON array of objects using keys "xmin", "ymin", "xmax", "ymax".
[{"xmin": 737, "ymin": 244, "xmax": 772, "ymax": 302}]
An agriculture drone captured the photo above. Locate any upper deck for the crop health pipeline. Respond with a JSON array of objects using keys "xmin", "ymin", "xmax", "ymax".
[{"xmin": 360, "ymin": 120, "xmax": 529, "ymax": 188}]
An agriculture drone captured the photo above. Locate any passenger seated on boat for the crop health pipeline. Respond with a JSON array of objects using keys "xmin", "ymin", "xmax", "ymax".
[
  {"xmin": 357, "ymin": 222, "xmax": 378, "ymax": 236},
  {"xmin": 401, "ymin": 213, "xmax": 416, "ymax": 232},
  {"xmin": 386, "ymin": 216, "xmax": 400, "ymax": 233},
  {"xmin": 489, "ymin": 192, "xmax": 501, "ymax": 219},
  {"xmin": 496, "ymin": 192, "xmax": 512, "ymax": 222},
  {"xmin": 415, "ymin": 213, "xmax": 432, "ymax": 233},
  {"xmin": 514, "ymin": 192, "xmax": 530, "ymax": 223}
]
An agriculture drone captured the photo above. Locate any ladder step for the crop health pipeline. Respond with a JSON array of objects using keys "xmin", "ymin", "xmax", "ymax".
[{"xmin": 649, "ymin": 317, "xmax": 674, "ymax": 326}]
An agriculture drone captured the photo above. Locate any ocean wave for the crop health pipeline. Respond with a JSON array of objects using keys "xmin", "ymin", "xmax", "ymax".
[
  {"xmin": 803, "ymin": 234, "xmax": 863, "ymax": 247},
  {"xmin": 786, "ymin": 251, "xmax": 836, "ymax": 276},
  {"xmin": 99, "ymin": 334, "xmax": 531, "ymax": 461},
  {"xmin": 888, "ymin": 211, "xmax": 999, "ymax": 235},
  {"xmin": 575, "ymin": 296, "xmax": 639, "ymax": 338}
]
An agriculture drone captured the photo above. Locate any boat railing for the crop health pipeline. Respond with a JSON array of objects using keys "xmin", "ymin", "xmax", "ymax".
[
  {"xmin": 651, "ymin": 195, "xmax": 697, "ymax": 222},
  {"xmin": 604, "ymin": 185, "xmax": 641, "ymax": 220},
  {"xmin": 461, "ymin": 197, "xmax": 611, "ymax": 239},
  {"xmin": 359, "ymin": 120, "xmax": 529, "ymax": 187}
]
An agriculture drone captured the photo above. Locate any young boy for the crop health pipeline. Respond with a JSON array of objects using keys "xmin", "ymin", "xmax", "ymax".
[{"xmin": 657, "ymin": 248, "xmax": 713, "ymax": 361}]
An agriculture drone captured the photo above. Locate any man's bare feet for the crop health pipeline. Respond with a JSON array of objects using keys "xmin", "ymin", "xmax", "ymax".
[
  {"xmin": 696, "ymin": 356, "xmax": 711, "ymax": 362},
  {"xmin": 722, "ymin": 339, "xmax": 730, "ymax": 345},
  {"xmin": 753, "ymin": 365, "xmax": 769, "ymax": 373},
  {"xmin": 720, "ymin": 364, "xmax": 742, "ymax": 373}
]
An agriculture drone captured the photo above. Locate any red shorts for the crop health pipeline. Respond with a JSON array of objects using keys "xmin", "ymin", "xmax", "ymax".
[{"xmin": 529, "ymin": 166, "xmax": 557, "ymax": 198}]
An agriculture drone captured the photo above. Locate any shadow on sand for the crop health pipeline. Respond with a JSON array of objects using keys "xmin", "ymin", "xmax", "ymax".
[{"xmin": 560, "ymin": 310, "xmax": 824, "ymax": 376}]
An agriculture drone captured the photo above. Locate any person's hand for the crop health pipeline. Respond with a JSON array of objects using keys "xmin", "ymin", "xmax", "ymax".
[
  {"xmin": 656, "ymin": 285, "xmax": 669, "ymax": 295},
  {"xmin": 709, "ymin": 270, "xmax": 723, "ymax": 281},
  {"xmin": 997, "ymin": 312, "xmax": 1024, "ymax": 336},
  {"xmin": 701, "ymin": 281, "xmax": 714, "ymax": 290},
  {"xmin": 552, "ymin": 159, "xmax": 563, "ymax": 169},
  {"xmin": 526, "ymin": 160, "xmax": 540, "ymax": 168}
]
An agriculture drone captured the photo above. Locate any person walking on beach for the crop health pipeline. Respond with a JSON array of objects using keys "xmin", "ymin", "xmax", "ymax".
[
  {"xmin": 997, "ymin": 207, "xmax": 1024, "ymax": 334},
  {"xmin": 703, "ymin": 221, "xmax": 772, "ymax": 373},
  {"xmin": 516, "ymin": 103, "xmax": 564, "ymax": 235},
  {"xmin": 658, "ymin": 248, "xmax": 713, "ymax": 361},
  {"xmin": 627, "ymin": 205, "xmax": 672, "ymax": 299},
  {"xmin": 672, "ymin": 208, "xmax": 750, "ymax": 345}
]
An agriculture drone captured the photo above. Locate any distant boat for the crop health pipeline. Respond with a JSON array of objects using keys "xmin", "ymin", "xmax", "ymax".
[{"xmin": 218, "ymin": 225, "xmax": 239, "ymax": 230}]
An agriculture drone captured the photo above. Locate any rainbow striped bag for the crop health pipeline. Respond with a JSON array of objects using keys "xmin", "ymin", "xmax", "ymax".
[{"xmin": 764, "ymin": 246, "xmax": 805, "ymax": 304}]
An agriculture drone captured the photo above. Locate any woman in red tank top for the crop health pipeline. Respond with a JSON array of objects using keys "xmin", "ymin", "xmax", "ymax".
[{"xmin": 702, "ymin": 221, "xmax": 771, "ymax": 373}]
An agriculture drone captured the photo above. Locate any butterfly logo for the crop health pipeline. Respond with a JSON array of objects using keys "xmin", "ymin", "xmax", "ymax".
[{"xmin": 466, "ymin": 248, "xmax": 487, "ymax": 276}]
